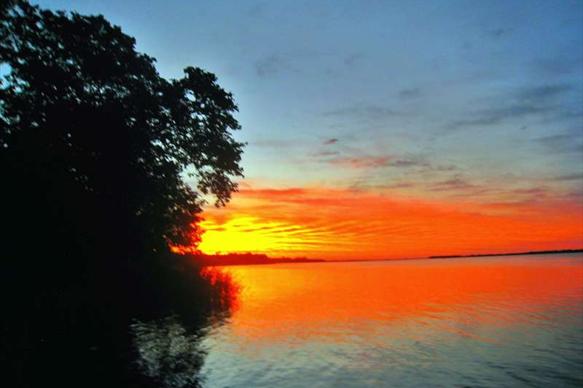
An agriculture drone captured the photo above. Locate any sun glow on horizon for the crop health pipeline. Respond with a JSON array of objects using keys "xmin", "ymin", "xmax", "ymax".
[
  {"xmin": 197, "ymin": 216, "xmax": 341, "ymax": 257},
  {"xmin": 194, "ymin": 186, "xmax": 583, "ymax": 260}
]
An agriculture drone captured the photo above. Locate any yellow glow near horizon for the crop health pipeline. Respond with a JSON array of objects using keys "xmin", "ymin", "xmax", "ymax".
[
  {"xmin": 192, "ymin": 186, "xmax": 583, "ymax": 260},
  {"xmin": 197, "ymin": 216, "xmax": 331, "ymax": 256}
]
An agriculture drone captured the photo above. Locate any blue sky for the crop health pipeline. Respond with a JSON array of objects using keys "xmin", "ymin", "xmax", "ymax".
[{"xmin": 35, "ymin": 0, "xmax": 583, "ymax": 206}]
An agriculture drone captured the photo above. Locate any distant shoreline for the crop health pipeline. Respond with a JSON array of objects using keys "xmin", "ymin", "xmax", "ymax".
[
  {"xmin": 324, "ymin": 248, "xmax": 583, "ymax": 263},
  {"xmin": 428, "ymin": 248, "xmax": 583, "ymax": 259},
  {"xmin": 190, "ymin": 253, "xmax": 325, "ymax": 266},
  {"xmin": 191, "ymin": 249, "xmax": 583, "ymax": 266}
]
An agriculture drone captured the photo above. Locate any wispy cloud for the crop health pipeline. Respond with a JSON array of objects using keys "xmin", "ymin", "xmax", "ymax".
[
  {"xmin": 255, "ymin": 54, "xmax": 294, "ymax": 77},
  {"xmin": 323, "ymin": 104, "xmax": 402, "ymax": 120},
  {"xmin": 398, "ymin": 88, "xmax": 422, "ymax": 99},
  {"xmin": 389, "ymin": 155, "xmax": 457, "ymax": 172},
  {"xmin": 251, "ymin": 138, "xmax": 311, "ymax": 150},
  {"xmin": 391, "ymin": 158, "xmax": 430, "ymax": 168},
  {"xmin": 431, "ymin": 176, "xmax": 479, "ymax": 192},
  {"xmin": 448, "ymin": 84, "xmax": 573, "ymax": 130},
  {"xmin": 323, "ymin": 138, "xmax": 338, "ymax": 145},
  {"xmin": 449, "ymin": 105, "xmax": 549, "ymax": 130},
  {"xmin": 519, "ymin": 85, "xmax": 573, "ymax": 106},
  {"xmin": 511, "ymin": 186, "xmax": 550, "ymax": 198},
  {"xmin": 550, "ymin": 173, "xmax": 583, "ymax": 181},
  {"xmin": 533, "ymin": 56, "xmax": 583, "ymax": 77},
  {"xmin": 343, "ymin": 53, "xmax": 363, "ymax": 67},
  {"xmin": 487, "ymin": 27, "xmax": 513, "ymax": 39},
  {"xmin": 328, "ymin": 156, "xmax": 391, "ymax": 169},
  {"xmin": 534, "ymin": 127, "xmax": 583, "ymax": 154},
  {"xmin": 312, "ymin": 150, "xmax": 340, "ymax": 157}
]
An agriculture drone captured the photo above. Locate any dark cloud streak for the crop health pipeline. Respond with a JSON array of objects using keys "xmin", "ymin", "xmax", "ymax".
[
  {"xmin": 535, "ymin": 131, "xmax": 583, "ymax": 154},
  {"xmin": 398, "ymin": 88, "xmax": 422, "ymax": 99},
  {"xmin": 447, "ymin": 84, "xmax": 574, "ymax": 130}
]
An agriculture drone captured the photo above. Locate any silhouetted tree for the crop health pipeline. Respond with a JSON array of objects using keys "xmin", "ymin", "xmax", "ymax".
[
  {"xmin": 0, "ymin": 1, "xmax": 243, "ymax": 261},
  {"xmin": 0, "ymin": 2, "xmax": 243, "ymax": 386}
]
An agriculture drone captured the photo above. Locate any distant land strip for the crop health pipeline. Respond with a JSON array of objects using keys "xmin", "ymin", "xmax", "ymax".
[
  {"xmin": 190, "ymin": 249, "xmax": 583, "ymax": 266},
  {"xmin": 429, "ymin": 248, "xmax": 583, "ymax": 259},
  {"xmin": 190, "ymin": 253, "xmax": 325, "ymax": 266}
]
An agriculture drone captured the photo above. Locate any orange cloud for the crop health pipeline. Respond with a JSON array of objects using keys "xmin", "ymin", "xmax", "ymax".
[{"xmin": 198, "ymin": 186, "xmax": 583, "ymax": 260}]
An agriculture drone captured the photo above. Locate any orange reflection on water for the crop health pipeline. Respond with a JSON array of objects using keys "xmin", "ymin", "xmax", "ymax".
[{"xmin": 215, "ymin": 256, "xmax": 583, "ymax": 342}]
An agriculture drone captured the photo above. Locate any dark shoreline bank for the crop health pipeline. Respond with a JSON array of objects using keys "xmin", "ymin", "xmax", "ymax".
[
  {"xmin": 190, "ymin": 253, "xmax": 325, "ymax": 266},
  {"xmin": 192, "ymin": 249, "xmax": 583, "ymax": 266}
]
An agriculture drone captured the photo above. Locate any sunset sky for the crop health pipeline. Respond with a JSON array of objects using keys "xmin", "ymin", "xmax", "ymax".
[{"xmin": 38, "ymin": 0, "xmax": 583, "ymax": 259}]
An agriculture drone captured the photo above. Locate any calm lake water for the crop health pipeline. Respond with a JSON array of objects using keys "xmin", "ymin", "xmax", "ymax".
[{"xmin": 133, "ymin": 253, "xmax": 583, "ymax": 387}]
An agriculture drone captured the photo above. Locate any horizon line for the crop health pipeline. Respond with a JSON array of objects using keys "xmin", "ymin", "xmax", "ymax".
[{"xmin": 195, "ymin": 248, "xmax": 583, "ymax": 263}]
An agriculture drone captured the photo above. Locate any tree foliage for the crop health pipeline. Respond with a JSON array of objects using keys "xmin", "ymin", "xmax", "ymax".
[
  {"xmin": 0, "ymin": 2, "xmax": 243, "ymax": 385},
  {"xmin": 0, "ymin": 1, "xmax": 244, "ymax": 260}
]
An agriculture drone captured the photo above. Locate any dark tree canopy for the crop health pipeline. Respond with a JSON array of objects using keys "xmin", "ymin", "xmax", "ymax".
[
  {"xmin": 0, "ymin": 2, "xmax": 243, "ymax": 386},
  {"xmin": 0, "ymin": 1, "xmax": 244, "ymax": 259}
]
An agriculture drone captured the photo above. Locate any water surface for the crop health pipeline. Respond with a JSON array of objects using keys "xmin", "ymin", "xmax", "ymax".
[{"xmin": 139, "ymin": 254, "xmax": 583, "ymax": 387}]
